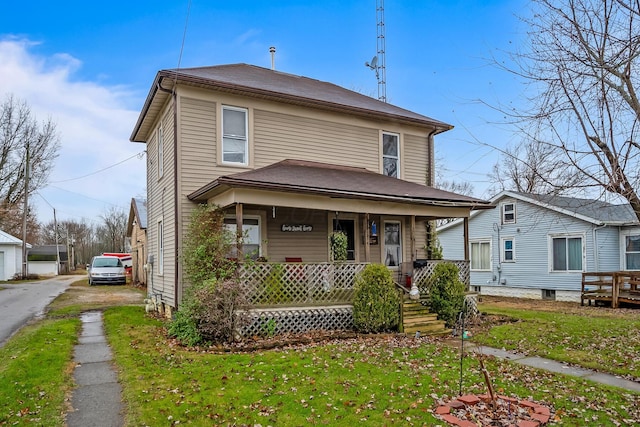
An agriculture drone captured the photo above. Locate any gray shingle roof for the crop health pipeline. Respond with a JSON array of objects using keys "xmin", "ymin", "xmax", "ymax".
[{"xmin": 189, "ymin": 159, "xmax": 491, "ymax": 208}]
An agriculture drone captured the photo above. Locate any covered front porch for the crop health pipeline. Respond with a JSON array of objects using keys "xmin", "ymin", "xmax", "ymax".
[{"xmin": 188, "ymin": 159, "xmax": 491, "ymax": 335}]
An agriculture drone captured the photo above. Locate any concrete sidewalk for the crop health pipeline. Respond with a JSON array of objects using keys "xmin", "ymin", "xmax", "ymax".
[
  {"xmin": 461, "ymin": 341, "xmax": 640, "ymax": 393},
  {"xmin": 66, "ymin": 311, "xmax": 124, "ymax": 427}
]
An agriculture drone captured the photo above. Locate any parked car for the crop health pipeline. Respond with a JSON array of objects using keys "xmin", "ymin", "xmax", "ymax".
[{"xmin": 88, "ymin": 256, "xmax": 126, "ymax": 286}]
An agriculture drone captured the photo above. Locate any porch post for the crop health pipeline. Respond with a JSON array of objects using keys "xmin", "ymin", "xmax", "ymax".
[
  {"xmin": 364, "ymin": 213, "xmax": 371, "ymax": 262},
  {"xmin": 410, "ymin": 215, "xmax": 416, "ymax": 262},
  {"xmin": 463, "ymin": 217, "xmax": 469, "ymax": 261},
  {"xmin": 235, "ymin": 203, "xmax": 243, "ymax": 259}
]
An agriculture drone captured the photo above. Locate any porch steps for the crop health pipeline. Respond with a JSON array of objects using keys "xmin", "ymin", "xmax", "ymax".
[{"xmin": 401, "ymin": 298, "xmax": 450, "ymax": 336}]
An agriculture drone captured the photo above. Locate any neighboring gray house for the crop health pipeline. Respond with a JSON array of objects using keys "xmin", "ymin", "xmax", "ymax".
[
  {"xmin": 438, "ymin": 191, "xmax": 640, "ymax": 302},
  {"xmin": 0, "ymin": 229, "xmax": 29, "ymax": 280}
]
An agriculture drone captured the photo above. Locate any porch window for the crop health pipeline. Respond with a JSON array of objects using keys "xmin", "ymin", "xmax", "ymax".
[
  {"xmin": 157, "ymin": 126, "xmax": 163, "ymax": 179},
  {"xmin": 224, "ymin": 217, "xmax": 261, "ymax": 259},
  {"xmin": 625, "ymin": 234, "xmax": 640, "ymax": 270},
  {"xmin": 384, "ymin": 221, "xmax": 402, "ymax": 267},
  {"xmin": 382, "ymin": 132, "xmax": 399, "ymax": 178},
  {"xmin": 222, "ymin": 105, "xmax": 248, "ymax": 165},
  {"xmin": 157, "ymin": 218, "xmax": 163, "ymax": 275},
  {"xmin": 502, "ymin": 202, "xmax": 515, "ymax": 224},
  {"xmin": 550, "ymin": 235, "xmax": 583, "ymax": 272},
  {"xmin": 501, "ymin": 237, "xmax": 515, "ymax": 262},
  {"xmin": 470, "ymin": 240, "xmax": 491, "ymax": 271}
]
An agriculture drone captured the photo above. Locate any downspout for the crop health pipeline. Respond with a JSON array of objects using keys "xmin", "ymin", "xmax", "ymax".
[{"xmin": 157, "ymin": 76, "xmax": 180, "ymax": 310}]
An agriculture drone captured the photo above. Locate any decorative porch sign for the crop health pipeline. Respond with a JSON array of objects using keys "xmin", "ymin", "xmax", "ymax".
[{"xmin": 281, "ymin": 224, "xmax": 313, "ymax": 232}]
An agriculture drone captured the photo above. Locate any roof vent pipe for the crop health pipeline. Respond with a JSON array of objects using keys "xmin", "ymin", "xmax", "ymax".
[{"xmin": 269, "ymin": 46, "xmax": 276, "ymax": 70}]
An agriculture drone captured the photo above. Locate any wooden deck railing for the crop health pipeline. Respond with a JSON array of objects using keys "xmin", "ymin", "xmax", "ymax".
[{"xmin": 581, "ymin": 271, "xmax": 640, "ymax": 308}]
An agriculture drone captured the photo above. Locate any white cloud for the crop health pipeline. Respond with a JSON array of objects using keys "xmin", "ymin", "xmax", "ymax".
[{"xmin": 0, "ymin": 37, "xmax": 146, "ymax": 225}]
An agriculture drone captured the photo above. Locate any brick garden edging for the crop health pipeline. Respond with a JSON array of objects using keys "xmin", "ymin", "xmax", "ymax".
[{"xmin": 435, "ymin": 393, "xmax": 552, "ymax": 427}]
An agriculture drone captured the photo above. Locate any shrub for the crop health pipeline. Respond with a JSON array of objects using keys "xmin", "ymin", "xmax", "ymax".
[
  {"xmin": 426, "ymin": 262, "xmax": 466, "ymax": 327},
  {"xmin": 168, "ymin": 278, "xmax": 249, "ymax": 345},
  {"xmin": 181, "ymin": 204, "xmax": 237, "ymax": 286},
  {"xmin": 352, "ymin": 264, "xmax": 400, "ymax": 333}
]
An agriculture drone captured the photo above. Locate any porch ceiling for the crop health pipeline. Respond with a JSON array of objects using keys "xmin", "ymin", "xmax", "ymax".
[{"xmin": 188, "ymin": 159, "xmax": 492, "ymax": 217}]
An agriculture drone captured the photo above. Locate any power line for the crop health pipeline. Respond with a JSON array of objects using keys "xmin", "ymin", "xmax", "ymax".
[{"xmin": 50, "ymin": 150, "xmax": 145, "ymax": 183}]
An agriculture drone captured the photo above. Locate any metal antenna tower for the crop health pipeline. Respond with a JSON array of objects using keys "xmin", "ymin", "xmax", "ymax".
[{"xmin": 366, "ymin": 0, "xmax": 387, "ymax": 102}]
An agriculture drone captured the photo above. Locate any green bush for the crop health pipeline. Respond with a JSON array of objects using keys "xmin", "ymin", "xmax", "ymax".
[
  {"xmin": 352, "ymin": 264, "xmax": 400, "ymax": 333},
  {"xmin": 168, "ymin": 278, "xmax": 249, "ymax": 345},
  {"xmin": 329, "ymin": 231, "xmax": 348, "ymax": 261},
  {"xmin": 426, "ymin": 262, "xmax": 466, "ymax": 327}
]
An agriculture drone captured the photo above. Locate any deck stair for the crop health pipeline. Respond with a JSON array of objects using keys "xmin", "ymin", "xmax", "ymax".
[{"xmin": 401, "ymin": 296, "xmax": 450, "ymax": 336}]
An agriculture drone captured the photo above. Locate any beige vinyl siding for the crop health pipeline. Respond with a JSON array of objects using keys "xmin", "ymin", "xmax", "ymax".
[
  {"xmin": 254, "ymin": 109, "xmax": 380, "ymax": 170},
  {"xmin": 404, "ymin": 133, "xmax": 429, "ymax": 185},
  {"xmin": 266, "ymin": 208, "xmax": 329, "ymax": 262},
  {"xmin": 146, "ymin": 103, "xmax": 177, "ymax": 308},
  {"xmin": 414, "ymin": 219, "xmax": 428, "ymax": 259}
]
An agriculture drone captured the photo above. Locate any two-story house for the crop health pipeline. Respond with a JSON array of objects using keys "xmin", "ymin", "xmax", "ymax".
[{"xmin": 130, "ymin": 63, "xmax": 490, "ymax": 317}]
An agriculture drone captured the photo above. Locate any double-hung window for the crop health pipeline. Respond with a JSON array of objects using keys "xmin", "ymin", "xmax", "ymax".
[
  {"xmin": 222, "ymin": 106, "xmax": 248, "ymax": 165},
  {"xmin": 501, "ymin": 237, "xmax": 515, "ymax": 262},
  {"xmin": 550, "ymin": 234, "xmax": 583, "ymax": 272},
  {"xmin": 157, "ymin": 126, "xmax": 164, "ymax": 179},
  {"xmin": 502, "ymin": 203, "xmax": 515, "ymax": 224},
  {"xmin": 470, "ymin": 240, "xmax": 491, "ymax": 271},
  {"xmin": 624, "ymin": 234, "xmax": 640, "ymax": 270},
  {"xmin": 224, "ymin": 216, "xmax": 261, "ymax": 259},
  {"xmin": 382, "ymin": 132, "xmax": 399, "ymax": 178}
]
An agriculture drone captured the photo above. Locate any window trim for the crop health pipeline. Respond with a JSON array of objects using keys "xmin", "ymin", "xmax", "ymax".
[
  {"xmin": 501, "ymin": 237, "xmax": 515, "ymax": 263},
  {"xmin": 620, "ymin": 229, "xmax": 640, "ymax": 271},
  {"xmin": 157, "ymin": 126, "xmax": 164, "ymax": 179},
  {"xmin": 221, "ymin": 105, "xmax": 249, "ymax": 166},
  {"xmin": 157, "ymin": 217, "xmax": 164, "ymax": 276},
  {"xmin": 501, "ymin": 202, "xmax": 516, "ymax": 224},
  {"xmin": 470, "ymin": 238, "xmax": 492, "ymax": 271},
  {"xmin": 381, "ymin": 131, "xmax": 400, "ymax": 178},
  {"xmin": 383, "ymin": 220, "xmax": 402, "ymax": 269},
  {"xmin": 548, "ymin": 233, "xmax": 585, "ymax": 273}
]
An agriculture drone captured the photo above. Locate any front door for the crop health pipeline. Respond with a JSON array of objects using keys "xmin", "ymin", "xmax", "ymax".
[{"xmin": 333, "ymin": 219, "xmax": 355, "ymax": 261}]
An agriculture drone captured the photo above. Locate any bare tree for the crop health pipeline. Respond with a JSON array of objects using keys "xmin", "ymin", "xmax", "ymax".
[
  {"xmin": 503, "ymin": 0, "xmax": 640, "ymax": 220},
  {"xmin": 41, "ymin": 218, "xmax": 94, "ymax": 266},
  {"xmin": 488, "ymin": 138, "xmax": 583, "ymax": 196},
  {"xmin": 0, "ymin": 94, "xmax": 60, "ymax": 236},
  {"xmin": 98, "ymin": 207, "xmax": 128, "ymax": 253}
]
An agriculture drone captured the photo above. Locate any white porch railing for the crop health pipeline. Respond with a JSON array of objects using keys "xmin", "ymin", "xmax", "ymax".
[
  {"xmin": 412, "ymin": 260, "xmax": 470, "ymax": 289},
  {"xmin": 237, "ymin": 262, "xmax": 368, "ymax": 307}
]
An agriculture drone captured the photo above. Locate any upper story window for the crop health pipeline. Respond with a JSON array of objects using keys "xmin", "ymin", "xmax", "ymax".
[
  {"xmin": 382, "ymin": 132, "xmax": 399, "ymax": 178},
  {"xmin": 550, "ymin": 234, "xmax": 583, "ymax": 272},
  {"xmin": 470, "ymin": 239, "xmax": 491, "ymax": 271},
  {"xmin": 222, "ymin": 106, "xmax": 248, "ymax": 165},
  {"xmin": 157, "ymin": 126, "xmax": 164, "ymax": 179},
  {"xmin": 502, "ymin": 202, "xmax": 516, "ymax": 224}
]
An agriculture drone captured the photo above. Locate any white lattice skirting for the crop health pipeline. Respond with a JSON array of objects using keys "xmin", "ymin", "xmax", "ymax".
[{"xmin": 239, "ymin": 305, "xmax": 353, "ymax": 337}]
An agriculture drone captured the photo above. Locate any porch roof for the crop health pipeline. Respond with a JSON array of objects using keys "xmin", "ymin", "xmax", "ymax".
[{"xmin": 188, "ymin": 159, "xmax": 491, "ymax": 214}]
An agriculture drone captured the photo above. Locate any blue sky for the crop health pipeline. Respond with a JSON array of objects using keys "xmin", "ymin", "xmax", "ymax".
[{"xmin": 0, "ymin": 0, "xmax": 528, "ymax": 226}]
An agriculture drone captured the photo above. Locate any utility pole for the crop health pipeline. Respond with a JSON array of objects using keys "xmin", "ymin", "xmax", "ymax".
[
  {"xmin": 54, "ymin": 208, "xmax": 60, "ymax": 275},
  {"xmin": 21, "ymin": 142, "xmax": 29, "ymax": 278}
]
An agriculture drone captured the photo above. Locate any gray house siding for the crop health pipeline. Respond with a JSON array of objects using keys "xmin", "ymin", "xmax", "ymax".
[{"xmin": 438, "ymin": 193, "xmax": 633, "ymax": 301}]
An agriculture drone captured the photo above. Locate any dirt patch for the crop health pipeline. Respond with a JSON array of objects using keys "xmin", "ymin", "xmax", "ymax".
[{"xmin": 47, "ymin": 277, "xmax": 146, "ymax": 312}]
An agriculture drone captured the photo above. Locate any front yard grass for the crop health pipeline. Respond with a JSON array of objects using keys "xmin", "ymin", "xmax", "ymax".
[
  {"xmin": 105, "ymin": 306, "xmax": 640, "ymax": 426},
  {"xmin": 473, "ymin": 304, "xmax": 640, "ymax": 381}
]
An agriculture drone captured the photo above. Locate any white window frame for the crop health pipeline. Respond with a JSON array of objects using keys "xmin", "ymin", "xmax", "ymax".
[
  {"xmin": 548, "ymin": 233, "xmax": 585, "ymax": 272},
  {"xmin": 224, "ymin": 215, "xmax": 261, "ymax": 258},
  {"xmin": 381, "ymin": 131, "xmax": 400, "ymax": 178},
  {"xmin": 502, "ymin": 202, "xmax": 516, "ymax": 224},
  {"xmin": 157, "ymin": 126, "xmax": 164, "ymax": 179},
  {"xmin": 383, "ymin": 220, "xmax": 402, "ymax": 268},
  {"xmin": 501, "ymin": 237, "xmax": 515, "ymax": 262},
  {"xmin": 470, "ymin": 239, "xmax": 492, "ymax": 271},
  {"xmin": 222, "ymin": 105, "xmax": 249, "ymax": 166},
  {"xmin": 157, "ymin": 217, "xmax": 164, "ymax": 276},
  {"xmin": 620, "ymin": 229, "xmax": 640, "ymax": 271}
]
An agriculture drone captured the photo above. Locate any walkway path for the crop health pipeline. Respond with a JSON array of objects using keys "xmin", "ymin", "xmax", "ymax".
[
  {"xmin": 66, "ymin": 311, "xmax": 124, "ymax": 427},
  {"xmin": 461, "ymin": 341, "xmax": 640, "ymax": 393}
]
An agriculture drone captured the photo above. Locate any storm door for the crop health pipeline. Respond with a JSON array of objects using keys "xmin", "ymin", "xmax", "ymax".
[{"xmin": 333, "ymin": 219, "xmax": 355, "ymax": 261}]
